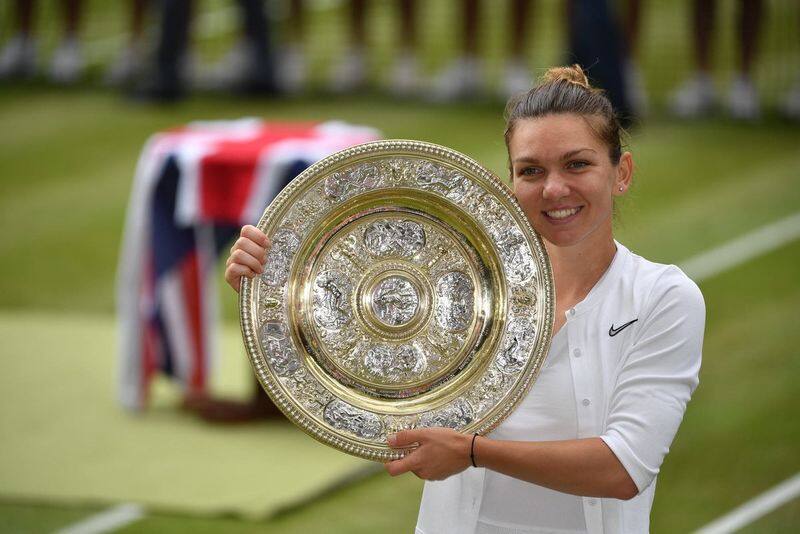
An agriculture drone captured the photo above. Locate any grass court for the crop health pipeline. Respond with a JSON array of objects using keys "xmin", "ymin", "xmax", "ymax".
[{"xmin": 1, "ymin": 1, "xmax": 798, "ymax": 532}]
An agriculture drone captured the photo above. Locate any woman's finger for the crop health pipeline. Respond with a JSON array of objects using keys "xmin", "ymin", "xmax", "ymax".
[
  {"xmin": 384, "ymin": 452, "xmax": 420, "ymax": 477},
  {"xmin": 240, "ymin": 225, "xmax": 270, "ymax": 249},
  {"xmin": 226, "ymin": 273, "xmax": 241, "ymax": 293},
  {"xmin": 230, "ymin": 249, "xmax": 264, "ymax": 274},
  {"xmin": 224, "ymin": 263, "xmax": 257, "ymax": 292},
  {"xmin": 388, "ymin": 429, "xmax": 425, "ymax": 448},
  {"xmin": 232, "ymin": 236, "xmax": 268, "ymax": 262}
]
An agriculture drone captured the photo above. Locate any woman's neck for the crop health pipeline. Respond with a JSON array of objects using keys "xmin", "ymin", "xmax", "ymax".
[{"xmin": 546, "ymin": 237, "xmax": 617, "ymax": 307}]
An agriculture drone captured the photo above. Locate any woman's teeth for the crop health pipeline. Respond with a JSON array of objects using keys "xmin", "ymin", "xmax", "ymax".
[{"xmin": 546, "ymin": 207, "xmax": 580, "ymax": 219}]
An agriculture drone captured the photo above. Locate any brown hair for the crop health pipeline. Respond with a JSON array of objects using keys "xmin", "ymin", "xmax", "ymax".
[{"xmin": 503, "ymin": 64, "xmax": 624, "ymax": 167}]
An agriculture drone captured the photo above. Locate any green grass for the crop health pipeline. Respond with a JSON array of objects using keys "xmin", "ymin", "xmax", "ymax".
[
  {"xmin": 651, "ymin": 240, "xmax": 800, "ymax": 532},
  {"xmin": 1, "ymin": 87, "xmax": 798, "ymax": 315},
  {"xmin": 1, "ymin": 86, "xmax": 798, "ymax": 534},
  {"xmin": 1, "ymin": 1, "xmax": 799, "ymax": 532},
  {"xmin": 0, "ymin": 501, "xmax": 101, "ymax": 534},
  {"xmin": 743, "ymin": 497, "xmax": 800, "ymax": 533},
  {"xmin": 0, "ymin": 471, "xmax": 423, "ymax": 534}
]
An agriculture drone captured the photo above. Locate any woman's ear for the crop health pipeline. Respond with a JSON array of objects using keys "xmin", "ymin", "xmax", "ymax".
[{"xmin": 614, "ymin": 152, "xmax": 633, "ymax": 196}]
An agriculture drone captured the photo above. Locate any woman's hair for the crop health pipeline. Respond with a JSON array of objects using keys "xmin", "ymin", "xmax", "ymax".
[{"xmin": 503, "ymin": 64, "xmax": 624, "ymax": 166}]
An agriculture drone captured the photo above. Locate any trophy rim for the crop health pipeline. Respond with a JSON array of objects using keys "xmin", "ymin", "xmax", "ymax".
[{"xmin": 239, "ymin": 139, "xmax": 555, "ymax": 461}]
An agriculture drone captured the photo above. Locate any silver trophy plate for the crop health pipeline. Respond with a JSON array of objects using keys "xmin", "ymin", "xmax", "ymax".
[{"xmin": 239, "ymin": 140, "xmax": 554, "ymax": 461}]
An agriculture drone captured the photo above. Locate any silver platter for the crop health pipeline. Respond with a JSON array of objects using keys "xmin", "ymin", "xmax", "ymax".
[{"xmin": 239, "ymin": 140, "xmax": 554, "ymax": 461}]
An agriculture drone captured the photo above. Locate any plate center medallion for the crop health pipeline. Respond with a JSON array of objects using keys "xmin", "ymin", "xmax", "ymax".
[{"xmin": 370, "ymin": 275, "xmax": 419, "ymax": 327}]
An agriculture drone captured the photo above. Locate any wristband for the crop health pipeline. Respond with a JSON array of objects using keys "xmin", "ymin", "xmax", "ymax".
[{"xmin": 470, "ymin": 433, "xmax": 479, "ymax": 467}]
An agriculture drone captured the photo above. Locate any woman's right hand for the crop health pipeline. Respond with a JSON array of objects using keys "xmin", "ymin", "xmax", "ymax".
[{"xmin": 225, "ymin": 225, "xmax": 271, "ymax": 293}]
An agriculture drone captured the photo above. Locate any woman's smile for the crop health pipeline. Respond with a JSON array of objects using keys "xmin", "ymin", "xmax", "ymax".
[{"xmin": 543, "ymin": 205, "xmax": 583, "ymax": 223}]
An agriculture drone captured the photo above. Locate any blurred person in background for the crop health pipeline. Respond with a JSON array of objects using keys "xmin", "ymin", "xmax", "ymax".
[
  {"xmin": 275, "ymin": 0, "xmax": 308, "ymax": 94},
  {"xmin": 621, "ymin": 0, "xmax": 649, "ymax": 117},
  {"xmin": 224, "ymin": 64, "xmax": 705, "ymax": 533},
  {"xmin": 0, "ymin": 0, "xmax": 85, "ymax": 83},
  {"xmin": 499, "ymin": 0, "xmax": 536, "ymax": 100},
  {"xmin": 669, "ymin": 0, "xmax": 764, "ymax": 120},
  {"xmin": 136, "ymin": 0, "xmax": 278, "ymax": 102},
  {"xmin": 327, "ymin": 0, "xmax": 368, "ymax": 93},
  {"xmin": 430, "ymin": 0, "xmax": 535, "ymax": 101},
  {"xmin": 429, "ymin": 0, "xmax": 481, "ymax": 100},
  {"xmin": 135, "ymin": 0, "xmax": 192, "ymax": 101},
  {"xmin": 779, "ymin": 8, "xmax": 800, "ymax": 120},
  {"xmin": 278, "ymin": 0, "xmax": 425, "ymax": 97},
  {"xmin": 387, "ymin": 0, "xmax": 420, "ymax": 97},
  {"xmin": 276, "ymin": 0, "xmax": 373, "ymax": 94},
  {"xmin": 105, "ymin": 0, "xmax": 151, "ymax": 86},
  {"xmin": 566, "ymin": 0, "xmax": 634, "ymax": 126}
]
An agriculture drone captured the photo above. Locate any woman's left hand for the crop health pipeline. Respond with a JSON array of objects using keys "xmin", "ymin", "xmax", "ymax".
[{"xmin": 384, "ymin": 428, "xmax": 473, "ymax": 481}]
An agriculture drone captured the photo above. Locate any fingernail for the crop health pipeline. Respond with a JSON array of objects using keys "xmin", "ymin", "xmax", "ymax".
[{"xmin": 387, "ymin": 433, "xmax": 396, "ymax": 446}]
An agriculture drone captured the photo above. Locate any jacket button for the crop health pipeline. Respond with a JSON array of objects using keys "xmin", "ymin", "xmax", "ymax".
[
  {"xmin": 582, "ymin": 398, "xmax": 591, "ymax": 407},
  {"xmin": 573, "ymin": 348, "xmax": 581, "ymax": 357}
]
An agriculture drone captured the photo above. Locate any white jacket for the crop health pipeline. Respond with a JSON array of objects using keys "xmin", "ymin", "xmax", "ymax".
[{"xmin": 416, "ymin": 242, "xmax": 706, "ymax": 534}]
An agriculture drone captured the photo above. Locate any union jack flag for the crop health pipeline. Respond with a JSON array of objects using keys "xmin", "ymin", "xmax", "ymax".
[{"xmin": 116, "ymin": 119, "xmax": 381, "ymax": 410}]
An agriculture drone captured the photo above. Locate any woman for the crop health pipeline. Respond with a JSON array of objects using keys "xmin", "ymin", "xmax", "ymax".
[{"xmin": 225, "ymin": 65, "xmax": 705, "ymax": 534}]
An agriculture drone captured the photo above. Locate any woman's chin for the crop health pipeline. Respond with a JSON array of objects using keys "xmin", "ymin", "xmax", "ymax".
[{"xmin": 540, "ymin": 229, "xmax": 580, "ymax": 249}]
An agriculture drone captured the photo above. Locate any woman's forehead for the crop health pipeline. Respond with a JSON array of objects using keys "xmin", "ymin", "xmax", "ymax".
[{"xmin": 510, "ymin": 115, "xmax": 604, "ymax": 156}]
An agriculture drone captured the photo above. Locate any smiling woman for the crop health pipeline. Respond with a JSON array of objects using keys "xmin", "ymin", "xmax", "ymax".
[
  {"xmin": 223, "ymin": 65, "xmax": 706, "ymax": 534},
  {"xmin": 394, "ymin": 65, "xmax": 705, "ymax": 534}
]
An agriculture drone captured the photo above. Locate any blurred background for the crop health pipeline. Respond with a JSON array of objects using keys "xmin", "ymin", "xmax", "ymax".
[{"xmin": 0, "ymin": 0, "xmax": 798, "ymax": 532}]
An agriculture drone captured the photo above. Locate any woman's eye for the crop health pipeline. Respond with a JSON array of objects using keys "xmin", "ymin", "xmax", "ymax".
[
  {"xmin": 567, "ymin": 161, "xmax": 589, "ymax": 170},
  {"xmin": 518, "ymin": 167, "xmax": 542, "ymax": 177}
]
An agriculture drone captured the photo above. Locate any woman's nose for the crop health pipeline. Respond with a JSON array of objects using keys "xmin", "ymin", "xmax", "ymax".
[{"xmin": 542, "ymin": 174, "xmax": 570, "ymax": 200}]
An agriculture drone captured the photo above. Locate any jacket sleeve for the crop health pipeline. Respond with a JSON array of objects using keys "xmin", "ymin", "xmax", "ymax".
[{"xmin": 599, "ymin": 268, "xmax": 705, "ymax": 493}]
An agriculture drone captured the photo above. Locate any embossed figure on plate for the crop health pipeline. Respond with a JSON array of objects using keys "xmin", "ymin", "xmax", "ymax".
[
  {"xmin": 260, "ymin": 321, "xmax": 300, "ymax": 376},
  {"xmin": 323, "ymin": 399, "xmax": 384, "ymax": 439},
  {"xmin": 363, "ymin": 344, "xmax": 427, "ymax": 382},
  {"xmin": 371, "ymin": 276, "xmax": 419, "ymax": 326},
  {"xmin": 496, "ymin": 319, "xmax": 533, "ymax": 373},
  {"xmin": 262, "ymin": 228, "xmax": 301, "ymax": 286},
  {"xmin": 323, "ymin": 164, "xmax": 382, "ymax": 200},
  {"xmin": 435, "ymin": 271, "xmax": 474, "ymax": 332},
  {"xmin": 414, "ymin": 160, "xmax": 473, "ymax": 203},
  {"xmin": 363, "ymin": 219, "xmax": 425, "ymax": 257},
  {"xmin": 419, "ymin": 399, "xmax": 475, "ymax": 429},
  {"xmin": 313, "ymin": 270, "xmax": 353, "ymax": 329},
  {"xmin": 495, "ymin": 228, "xmax": 534, "ymax": 283}
]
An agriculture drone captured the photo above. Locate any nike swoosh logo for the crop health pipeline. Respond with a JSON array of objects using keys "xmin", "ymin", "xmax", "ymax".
[{"xmin": 609, "ymin": 319, "xmax": 638, "ymax": 337}]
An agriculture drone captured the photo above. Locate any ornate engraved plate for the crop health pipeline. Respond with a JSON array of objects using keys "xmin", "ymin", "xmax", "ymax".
[{"xmin": 240, "ymin": 140, "xmax": 554, "ymax": 461}]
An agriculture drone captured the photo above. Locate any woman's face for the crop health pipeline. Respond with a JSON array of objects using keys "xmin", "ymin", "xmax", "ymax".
[{"xmin": 509, "ymin": 113, "xmax": 632, "ymax": 249}]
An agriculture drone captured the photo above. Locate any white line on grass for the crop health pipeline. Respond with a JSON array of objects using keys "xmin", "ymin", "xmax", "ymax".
[
  {"xmin": 679, "ymin": 211, "xmax": 800, "ymax": 283},
  {"xmin": 694, "ymin": 473, "xmax": 800, "ymax": 534},
  {"xmin": 54, "ymin": 503, "xmax": 145, "ymax": 534}
]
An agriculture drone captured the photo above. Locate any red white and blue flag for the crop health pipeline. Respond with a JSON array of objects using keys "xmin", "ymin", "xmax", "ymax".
[{"xmin": 116, "ymin": 119, "xmax": 381, "ymax": 410}]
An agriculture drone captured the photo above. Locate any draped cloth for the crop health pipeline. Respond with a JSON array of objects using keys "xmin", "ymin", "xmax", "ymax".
[{"xmin": 116, "ymin": 119, "xmax": 381, "ymax": 409}]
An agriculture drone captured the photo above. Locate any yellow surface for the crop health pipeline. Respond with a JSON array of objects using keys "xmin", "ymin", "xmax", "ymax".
[{"xmin": 0, "ymin": 312, "xmax": 370, "ymax": 518}]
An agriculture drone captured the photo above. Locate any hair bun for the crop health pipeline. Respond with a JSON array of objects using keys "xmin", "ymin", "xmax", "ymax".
[{"xmin": 542, "ymin": 64, "xmax": 591, "ymax": 89}]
